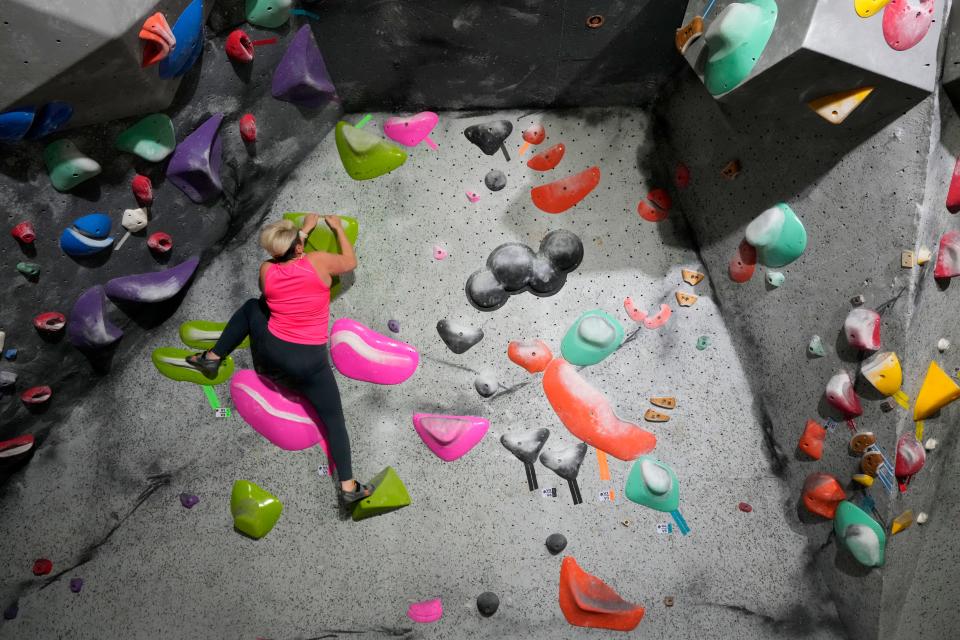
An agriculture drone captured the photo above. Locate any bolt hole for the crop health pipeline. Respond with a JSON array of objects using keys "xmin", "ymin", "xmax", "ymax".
[{"xmin": 586, "ymin": 15, "xmax": 604, "ymax": 28}]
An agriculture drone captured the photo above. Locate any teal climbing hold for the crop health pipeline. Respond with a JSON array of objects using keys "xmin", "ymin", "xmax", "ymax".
[
  {"xmin": 808, "ymin": 335, "xmax": 825, "ymax": 357},
  {"xmin": 116, "ymin": 114, "xmax": 176, "ymax": 162},
  {"xmin": 179, "ymin": 320, "xmax": 250, "ymax": 350},
  {"xmin": 834, "ymin": 500, "xmax": 885, "ymax": 567},
  {"xmin": 745, "ymin": 203, "xmax": 806, "ymax": 268},
  {"xmin": 560, "ymin": 310, "xmax": 624, "ymax": 366},
  {"xmin": 43, "ymin": 140, "xmax": 101, "ymax": 191},
  {"xmin": 625, "ymin": 456, "xmax": 680, "ymax": 513},
  {"xmin": 246, "ymin": 0, "xmax": 292, "ymax": 28},
  {"xmin": 151, "ymin": 347, "xmax": 235, "ymax": 385},
  {"xmin": 696, "ymin": 336, "xmax": 710, "ymax": 350},
  {"xmin": 703, "ymin": 0, "xmax": 778, "ymax": 96},
  {"xmin": 16, "ymin": 262, "xmax": 40, "ymax": 277}
]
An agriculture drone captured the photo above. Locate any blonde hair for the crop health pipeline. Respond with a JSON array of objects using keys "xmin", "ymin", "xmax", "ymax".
[{"xmin": 260, "ymin": 219, "xmax": 300, "ymax": 258}]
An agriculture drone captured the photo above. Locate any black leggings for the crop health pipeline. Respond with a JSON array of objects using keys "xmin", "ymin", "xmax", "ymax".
[{"xmin": 212, "ymin": 298, "xmax": 354, "ymax": 480}]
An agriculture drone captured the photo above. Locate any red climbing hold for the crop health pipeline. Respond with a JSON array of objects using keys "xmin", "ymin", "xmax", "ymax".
[
  {"xmin": 147, "ymin": 231, "xmax": 173, "ymax": 253},
  {"xmin": 132, "ymin": 174, "xmax": 153, "ymax": 208},
  {"xmin": 21, "ymin": 386, "xmax": 52, "ymax": 405},
  {"xmin": 798, "ymin": 419, "xmax": 827, "ymax": 460},
  {"xmin": 11, "ymin": 221, "xmax": 36, "ymax": 244},
  {"xmin": 801, "ymin": 472, "xmax": 846, "ymax": 519},
  {"xmin": 226, "ymin": 29, "xmax": 255, "ymax": 63},
  {"xmin": 947, "ymin": 156, "xmax": 960, "ymax": 213},
  {"xmin": 33, "ymin": 312, "xmax": 66, "ymax": 333},
  {"xmin": 527, "ymin": 143, "xmax": 565, "ymax": 171},
  {"xmin": 530, "ymin": 167, "xmax": 601, "ymax": 214},
  {"xmin": 637, "ymin": 188, "xmax": 671, "ymax": 222},
  {"xmin": 674, "ymin": 163, "xmax": 690, "ymax": 189},
  {"xmin": 935, "ymin": 230, "xmax": 960, "ymax": 279},
  {"xmin": 239, "ymin": 114, "xmax": 257, "ymax": 143},
  {"xmin": 0, "ymin": 434, "xmax": 34, "ymax": 465},
  {"xmin": 729, "ymin": 239, "xmax": 757, "ymax": 283},
  {"xmin": 882, "ymin": 0, "xmax": 935, "ymax": 52},
  {"xmin": 523, "ymin": 124, "xmax": 546, "ymax": 145},
  {"xmin": 32, "ymin": 558, "xmax": 53, "ymax": 576},
  {"xmin": 738, "ymin": 502, "xmax": 753, "ymax": 513},
  {"xmin": 559, "ymin": 556, "xmax": 645, "ymax": 631}
]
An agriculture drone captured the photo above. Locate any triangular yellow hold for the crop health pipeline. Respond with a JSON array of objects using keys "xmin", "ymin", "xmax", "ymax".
[
  {"xmin": 854, "ymin": 0, "xmax": 892, "ymax": 18},
  {"xmin": 807, "ymin": 87, "xmax": 874, "ymax": 125},
  {"xmin": 913, "ymin": 361, "xmax": 960, "ymax": 420}
]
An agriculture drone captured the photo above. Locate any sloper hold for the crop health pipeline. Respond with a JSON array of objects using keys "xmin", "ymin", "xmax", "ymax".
[
  {"xmin": 140, "ymin": 12, "xmax": 176, "ymax": 67},
  {"xmin": 559, "ymin": 557, "xmax": 645, "ymax": 632},
  {"xmin": 861, "ymin": 351, "xmax": 903, "ymax": 397},
  {"xmin": 530, "ymin": 167, "xmax": 601, "ymax": 214},
  {"xmin": 272, "ymin": 26, "xmax": 337, "ymax": 108},
  {"xmin": 834, "ymin": 501, "xmax": 885, "ymax": 567},
  {"xmin": 282, "ymin": 213, "xmax": 359, "ymax": 300},
  {"xmin": 330, "ymin": 319, "xmax": 419, "ymax": 384},
  {"xmin": 913, "ymin": 360, "xmax": 960, "ymax": 420},
  {"xmin": 464, "ymin": 120, "xmax": 513, "ymax": 155},
  {"xmin": 802, "ymin": 472, "xmax": 846, "ymax": 519},
  {"xmin": 44, "ymin": 140, "xmax": 101, "ymax": 191},
  {"xmin": 625, "ymin": 456, "xmax": 680, "ymax": 512},
  {"xmin": 24, "ymin": 102, "xmax": 73, "ymax": 140},
  {"xmin": 744, "ymin": 203, "xmax": 807, "ymax": 268},
  {"xmin": 507, "ymin": 339, "xmax": 553, "ymax": 373},
  {"xmin": 105, "ymin": 256, "xmax": 200, "ymax": 303},
  {"xmin": 412, "ymin": 413, "xmax": 489, "ymax": 461},
  {"xmin": 882, "ymin": 0, "xmax": 935, "ymax": 52},
  {"xmin": 798, "ymin": 419, "xmax": 826, "ymax": 460},
  {"xmin": 542, "ymin": 358, "xmax": 656, "ymax": 461},
  {"xmin": 116, "ymin": 114, "xmax": 176, "ymax": 162},
  {"xmin": 561, "ymin": 310, "xmax": 624, "ymax": 366},
  {"xmin": 826, "ymin": 370, "xmax": 862, "ymax": 418},
  {"xmin": 527, "ymin": 143, "xmax": 565, "ymax": 171},
  {"xmin": 539, "ymin": 442, "xmax": 588, "ymax": 481},
  {"xmin": 60, "ymin": 213, "xmax": 114, "ymax": 257},
  {"xmin": 383, "ymin": 112, "xmax": 439, "ymax": 149},
  {"xmin": 334, "ymin": 122, "xmax": 407, "ymax": 181},
  {"xmin": 231, "ymin": 480, "xmax": 283, "ymax": 539},
  {"xmin": 246, "ymin": 0, "xmax": 292, "ymax": 28},
  {"xmin": 436, "ymin": 320, "xmax": 483, "ymax": 354},
  {"xmin": 703, "ymin": 0, "xmax": 778, "ymax": 96},
  {"xmin": 844, "ymin": 308, "xmax": 881, "ymax": 351},
  {"xmin": 934, "ymin": 230, "xmax": 960, "ymax": 278},
  {"xmin": 407, "ymin": 599, "xmax": 443, "ymax": 623},
  {"xmin": 180, "ymin": 320, "xmax": 248, "ymax": 351},
  {"xmin": 153, "ymin": 347, "xmax": 235, "ymax": 386},
  {"xmin": 67, "ymin": 286, "xmax": 122, "ymax": 351},
  {"xmin": 894, "ymin": 432, "xmax": 926, "ymax": 478},
  {"xmin": 500, "ymin": 428, "xmax": 550, "ymax": 464},
  {"xmin": 807, "ymin": 87, "xmax": 874, "ymax": 125},
  {"xmin": 159, "ymin": 0, "xmax": 204, "ymax": 79},
  {"xmin": 351, "ymin": 466, "xmax": 411, "ymax": 521},
  {"xmin": 166, "ymin": 115, "xmax": 224, "ymax": 203},
  {"xmin": 0, "ymin": 108, "xmax": 35, "ymax": 141}
]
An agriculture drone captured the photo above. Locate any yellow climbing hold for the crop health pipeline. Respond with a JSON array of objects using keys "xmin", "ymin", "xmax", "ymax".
[
  {"xmin": 807, "ymin": 87, "xmax": 874, "ymax": 125},
  {"xmin": 852, "ymin": 473, "xmax": 874, "ymax": 488},
  {"xmin": 913, "ymin": 361, "xmax": 960, "ymax": 420},
  {"xmin": 855, "ymin": 0, "xmax": 892, "ymax": 18},
  {"xmin": 861, "ymin": 351, "xmax": 903, "ymax": 397},
  {"xmin": 890, "ymin": 510, "xmax": 914, "ymax": 536}
]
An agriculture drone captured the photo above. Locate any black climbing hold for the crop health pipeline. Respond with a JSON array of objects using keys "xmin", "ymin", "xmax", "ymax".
[
  {"xmin": 437, "ymin": 319, "xmax": 484, "ymax": 354},
  {"xmin": 464, "ymin": 120, "xmax": 513, "ymax": 156},
  {"xmin": 477, "ymin": 591, "xmax": 500, "ymax": 617},
  {"xmin": 484, "ymin": 169, "xmax": 506, "ymax": 191},
  {"xmin": 545, "ymin": 533, "xmax": 567, "ymax": 555}
]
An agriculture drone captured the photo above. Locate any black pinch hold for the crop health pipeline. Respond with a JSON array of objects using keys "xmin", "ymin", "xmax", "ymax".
[
  {"xmin": 500, "ymin": 428, "xmax": 550, "ymax": 491},
  {"xmin": 464, "ymin": 120, "xmax": 513, "ymax": 161},
  {"xmin": 539, "ymin": 442, "xmax": 588, "ymax": 506}
]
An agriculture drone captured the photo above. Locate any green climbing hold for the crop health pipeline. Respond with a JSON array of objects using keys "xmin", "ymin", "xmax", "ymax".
[
  {"xmin": 245, "ymin": 0, "xmax": 292, "ymax": 28},
  {"xmin": 351, "ymin": 466, "xmax": 411, "ymax": 521},
  {"xmin": 625, "ymin": 456, "xmax": 680, "ymax": 512},
  {"xmin": 231, "ymin": 480, "xmax": 283, "ymax": 539},
  {"xmin": 766, "ymin": 271, "xmax": 785, "ymax": 287},
  {"xmin": 745, "ymin": 203, "xmax": 806, "ymax": 268},
  {"xmin": 703, "ymin": 0, "xmax": 778, "ymax": 96},
  {"xmin": 179, "ymin": 320, "xmax": 250, "ymax": 350},
  {"xmin": 808, "ymin": 335, "xmax": 825, "ymax": 357},
  {"xmin": 696, "ymin": 336, "xmax": 710, "ymax": 350},
  {"xmin": 116, "ymin": 114, "xmax": 176, "ymax": 162},
  {"xmin": 43, "ymin": 139, "xmax": 101, "ymax": 191},
  {"xmin": 151, "ymin": 347, "xmax": 235, "ymax": 385},
  {"xmin": 334, "ymin": 121, "xmax": 408, "ymax": 181},
  {"xmin": 834, "ymin": 500, "xmax": 885, "ymax": 567},
  {"xmin": 282, "ymin": 212, "xmax": 359, "ymax": 300},
  {"xmin": 560, "ymin": 309, "xmax": 624, "ymax": 366},
  {"xmin": 16, "ymin": 262, "xmax": 40, "ymax": 277}
]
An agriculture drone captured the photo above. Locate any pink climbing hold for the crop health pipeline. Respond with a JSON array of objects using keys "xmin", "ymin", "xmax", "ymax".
[
  {"xmin": 844, "ymin": 308, "xmax": 881, "ymax": 351},
  {"xmin": 894, "ymin": 432, "xmax": 926, "ymax": 479},
  {"xmin": 407, "ymin": 598, "xmax": 443, "ymax": 623},
  {"xmin": 34, "ymin": 311, "xmax": 66, "ymax": 333},
  {"xmin": 729, "ymin": 239, "xmax": 757, "ymax": 283},
  {"xmin": 433, "ymin": 245, "xmax": 448, "ymax": 260},
  {"xmin": 882, "ymin": 0, "xmax": 935, "ymax": 52},
  {"xmin": 825, "ymin": 371, "xmax": 862, "ymax": 418},
  {"xmin": 383, "ymin": 112, "xmax": 439, "ymax": 150},
  {"xmin": 674, "ymin": 163, "xmax": 690, "ymax": 189},
  {"xmin": 624, "ymin": 299, "xmax": 671, "ymax": 329},
  {"xmin": 624, "ymin": 297, "xmax": 646, "ymax": 322},
  {"xmin": 21, "ymin": 386, "xmax": 52, "ymax": 405},
  {"xmin": 11, "ymin": 221, "xmax": 35, "ymax": 244},
  {"xmin": 239, "ymin": 114, "xmax": 257, "ymax": 143},
  {"xmin": 412, "ymin": 413, "xmax": 489, "ymax": 462},
  {"xmin": 132, "ymin": 174, "xmax": 153, "ymax": 207},
  {"xmin": 466, "ymin": 191, "xmax": 480, "ymax": 203},
  {"xmin": 328, "ymin": 318, "xmax": 419, "ymax": 385},
  {"xmin": 934, "ymin": 230, "xmax": 960, "ymax": 279},
  {"xmin": 947, "ymin": 156, "xmax": 960, "ymax": 213},
  {"xmin": 147, "ymin": 232, "xmax": 172, "ymax": 254}
]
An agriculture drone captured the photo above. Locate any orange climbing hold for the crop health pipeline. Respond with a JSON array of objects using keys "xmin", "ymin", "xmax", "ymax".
[
  {"xmin": 507, "ymin": 339, "xmax": 553, "ymax": 373},
  {"xmin": 140, "ymin": 13, "xmax": 176, "ymax": 67},
  {"xmin": 531, "ymin": 167, "xmax": 601, "ymax": 214},
  {"xmin": 527, "ymin": 143, "xmax": 565, "ymax": 171},
  {"xmin": 729, "ymin": 239, "xmax": 757, "ymax": 283},
  {"xmin": 802, "ymin": 472, "xmax": 846, "ymax": 519},
  {"xmin": 559, "ymin": 556, "xmax": 645, "ymax": 632},
  {"xmin": 543, "ymin": 358, "xmax": 656, "ymax": 461},
  {"xmin": 798, "ymin": 419, "xmax": 826, "ymax": 460}
]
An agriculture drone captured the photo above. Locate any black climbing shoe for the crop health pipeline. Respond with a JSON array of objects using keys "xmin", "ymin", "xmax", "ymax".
[
  {"xmin": 339, "ymin": 480, "xmax": 374, "ymax": 507},
  {"xmin": 186, "ymin": 351, "xmax": 221, "ymax": 378}
]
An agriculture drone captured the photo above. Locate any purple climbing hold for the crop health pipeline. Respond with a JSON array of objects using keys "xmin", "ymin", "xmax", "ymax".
[
  {"xmin": 166, "ymin": 115, "xmax": 224, "ymax": 203},
  {"xmin": 3, "ymin": 604, "xmax": 17, "ymax": 620},
  {"xmin": 67, "ymin": 286, "xmax": 123, "ymax": 351},
  {"xmin": 179, "ymin": 493, "xmax": 200, "ymax": 508},
  {"xmin": 388, "ymin": 319, "xmax": 400, "ymax": 333},
  {"xmin": 271, "ymin": 25, "xmax": 336, "ymax": 108},
  {"xmin": 69, "ymin": 578, "xmax": 84, "ymax": 593},
  {"xmin": 104, "ymin": 256, "xmax": 200, "ymax": 303}
]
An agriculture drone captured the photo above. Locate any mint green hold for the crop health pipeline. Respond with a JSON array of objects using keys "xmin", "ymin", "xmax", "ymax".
[
  {"xmin": 625, "ymin": 456, "xmax": 680, "ymax": 513},
  {"xmin": 808, "ymin": 335, "xmax": 825, "ymax": 357},
  {"xmin": 560, "ymin": 310, "xmax": 624, "ymax": 366},
  {"xmin": 43, "ymin": 139, "xmax": 101, "ymax": 191},
  {"xmin": 245, "ymin": 0, "xmax": 292, "ymax": 28},
  {"xmin": 834, "ymin": 501, "xmax": 885, "ymax": 567},
  {"xmin": 703, "ymin": 0, "xmax": 778, "ymax": 96},
  {"xmin": 766, "ymin": 270, "xmax": 785, "ymax": 287},
  {"xmin": 745, "ymin": 203, "xmax": 806, "ymax": 268},
  {"xmin": 116, "ymin": 114, "xmax": 176, "ymax": 162},
  {"xmin": 16, "ymin": 262, "xmax": 40, "ymax": 277}
]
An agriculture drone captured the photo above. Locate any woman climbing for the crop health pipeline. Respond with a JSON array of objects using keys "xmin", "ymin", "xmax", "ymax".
[{"xmin": 187, "ymin": 213, "xmax": 373, "ymax": 507}]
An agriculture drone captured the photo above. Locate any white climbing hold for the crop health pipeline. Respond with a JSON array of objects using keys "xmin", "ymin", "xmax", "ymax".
[
  {"xmin": 938, "ymin": 338, "xmax": 950, "ymax": 352},
  {"xmin": 917, "ymin": 246, "xmax": 932, "ymax": 265},
  {"xmin": 578, "ymin": 315, "xmax": 616, "ymax": 346},
  {"xmin": 916, "ymin": 512, "xmax": 928, "ymax": 525},
  {"xmin": 924, "ymin": 438, "xmax": 938, "ymax": 451},
  {"xmin": 121, "ymin": 207, "xmax": 149, "ymax": 232},
  {"xmin": 640, "ymin": 459, "xmax": 671, "ymax": 495},
  {"xmin": 766, "ymin": 270, "xmax": 785, "ymax": 287}
]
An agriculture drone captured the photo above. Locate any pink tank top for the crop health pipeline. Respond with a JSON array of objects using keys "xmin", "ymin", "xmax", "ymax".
[{"xmin": 263, "ymin": 259, "xmax": 331, "ymax": 345}]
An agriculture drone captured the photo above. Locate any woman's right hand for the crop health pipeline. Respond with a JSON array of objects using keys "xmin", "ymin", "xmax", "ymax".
[
  {"xmin": 324, "ymin": 215, "xmax": 343, "ymax": 231},
  {"xmin": 301, "ymin": 213, "xmax": 320, "ymax": 232}
]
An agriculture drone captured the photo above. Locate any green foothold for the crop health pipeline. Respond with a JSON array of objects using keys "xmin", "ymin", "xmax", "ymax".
[
  {"xmin": 704, "ymin": 0, "xmax": 778, "ymax": 96},
  {"xmin": 282, "ymin": 213, "xmax": 359, "ymax": 300},
  {"xmin": 179, "ymin": 320, "xmax": 250, "ymax": 350},
  {"xmin": 808, "ymin": 335, "xmax": 825, "ymax": 357},
  {"xmin": 16, "ymin": 262, "xmax": 40, "ymax": 277},
  {"xmin": 766, "ymin": 270, "xmax": 785, "ymax": 287},
  {"xmin": 625, "ymin": 456, "xmax": 680, "ymax": 513},
  {"xmin": 245, "ymin": 0, "xmax": 292, "ymax": 28},
  {"xmin": 560, "ymin": 310, "xmax": 625, "ymax": 366},
  {"xmin": 834, "ymin": 500, "xmax": 885, "ymax": 567},
  {"xmin": 696, "ymin": 336, "xmax": 710, "ymax": 350},
  {"xmin": 351, "ymin": 466, "xmax": 411, "ymax": 521},
  {"xmin": 43, "ymin": 139, "xmax": 101, "ymax": 191},
  {"xmin": 231, "ymin": 480, "xmax": 283, "ymax": 539},
  {"xmin": 745, "ymin": 203, "xmax": 807, "ymax": 268},
  {"xmin": 151, "ymin": 347, "xmax": 235, "ymax": 385},
  {"xmin": 116, "ymin": 114, "xmax": 176, "ymax": 162},
  {"xmin": 334, "ymin": 121, "xmax": 408, "ymax": 181}
]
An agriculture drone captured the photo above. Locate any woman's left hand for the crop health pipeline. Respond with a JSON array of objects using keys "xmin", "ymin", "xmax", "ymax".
[{"xmin": 301, "ymin": 213, "xmax": 320, "ymax": 233}]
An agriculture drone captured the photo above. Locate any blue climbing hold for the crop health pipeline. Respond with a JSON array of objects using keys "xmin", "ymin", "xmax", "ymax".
[
  {"xmin": 4, "ymin": 349, "xmax": 18, "ymax": 360},
  {"xmin": 60, "ymin": 213, "xmax": 114, "ymax": 257},
  {"xmin": 24, "ymin": 102, "xmax": 73, "ymax": 140},
  {"xmin": 0, "ymin": 107, "xmax": 35, "ymax": 142},
  {"xmin": 159, "ymin": 0, "xmax": 204, "ymax": 79}
]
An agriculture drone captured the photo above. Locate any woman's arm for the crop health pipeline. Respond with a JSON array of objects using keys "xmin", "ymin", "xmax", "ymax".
[{"xmin": 308, "ymin": 215, "xmax": 357, "ymax": 275}]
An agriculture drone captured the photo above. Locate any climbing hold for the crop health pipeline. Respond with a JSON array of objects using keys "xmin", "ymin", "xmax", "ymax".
[
  {"xmin": 559, "ymin": 557, "xmax": 645, "ymax": 631},
  {"xmin": 744, "ymin": 203, "xmax": 807, "ymax": 268},
  {"xmin": 664, "ymin": 596, "xmax": 675, "ymax": 607},
  {"xmin": 147, "ymin": 232, "xmax": 173, "ymax": 253},
  {"xmin": 239, "ymin": 114, "xmax": 257, "ymax": 143},
  {"xmin": 167, "ymin": 114, "xmax": 224, "ymax": 203},
  {"xmin": 938, "ymin": 338, "xmax": 950, "ymax": 352},
  {"xmin": 853, "ymin": 473, "xmax": 874, "ymax": 487},
  {"xmin": 808, "ymin": 335, "xmax": 825, "ymax": 357},
  {"xmin": 351, "ymin": 466, "xmax": 411, "ymax": 521},
  {"xmin": 675, "ymin": 15, "xmax": 704, "ymax": 54},
  {"xmin": 407, "ymin": 598, "xmax": 443, "ymax": 623},
  {"xmin": 623, "ymin": 299, "xmax": 672, "ymax": 329},
  {"xmin": 882, "ymin": 0, "xmax": 934, "ymax": 51},
  {"xmin": 545, "ymin": 533, "xmax": 567, "ymax": 554},
  {"xmin": 387, "ymin": 319, "xmax": 400, "ymax": 333},
  {"xmin": 180, "ymin": 493, "xmax": 200, "ymax": 508},
  {"xmin": 703, "ymin": 0, "xmax": 778, "ymax": 95},
  {"xmin": 282, "ymin": 213, "xmax": 359, "ymax": 300},
  {"xmin": 140, "ymin": 12, "xmax": 176, "ymax": 67},
  {"xmin": 523, "ymin": 123, "xmax": 546, "ymax": 145},
  {"xmin": 272, "ymin": 26, "xmax": 336, "ymax": 107},
  {"xmin": 894, "ymin": 432, "xmax": 926, "ymax": 479},
  {"xmin": 484, "ymin": 169, "xmax": 507, "ymax": 191},
  {"xmin": 902, "ymin": 250, "xmax": 915, "ymax": 268},
  {"xmin": 561, "ymin": 310, "xmax": 624, "ymax": 366},
  {"xmin": 729, "ymin": 239, "xmax": 757, "ymax": 283},
  {"xmin": 24, "ymin": 102, "xmax": 72, "ymax": 141},
  {"xmin": 681, "ymin": 269, "xmax": 704, "ymax": 286},
  {"xmin": 132, "ymin": 174, "xmax": 154, "ymax": 207},
  {"xmin": 477, "ymin": 592, "xmax": 499, "ymax": 617},
  {"xmin": 105, "ymin": 256, "xmax": 199, "ymax": 303},
  {"xmin": 11, "ymin": 221, "xmax": 35, "ymax": 244},
  {"xmin": 834, "ymin": 501, "xmax": 885, "ymax": 567},
  {"xmin": 675, "ymin": 292, "xmax": 697, "ymax": 307},
  {"xmin": 861, "ymin": 351, "xmax": 903, "ymax": 397},
  {"xmin": 121, "ymin": 208, "xmax": 149, "ymax": 233},
  {"xmin": 231, "ymin": 480, "xmax": 283, "ymax": 539},
  {"xmin": 116, "ymin": 114, "xmax": 176, "ymax": 162},
  {"xmin": 738, "ymin": 502, "xmax": 753, "ymax": 513},
  {"xmin": 934, "ymin": 230, "xmax": 960, "ymax": 279},
  {"xmin": 826, "ymin": 370, "xmax": 862, "ymax": 418},
  {"xmin": 856, "ymin": 0, "xmax": 892, "ymax": 18},
  {"xmin": 527, "ymin": 143, "xmax": 565, "ymax": 171},
  {"xmin": 539, "ymin": 441, "xmax": 588, "ymax": 504},
  {"xmin": 384, "ymin": 112, "xmax": 439, "ymax": 149},
  {"xmin": 798, "ymin": 419, "xmax": 826, "ymax": 460},
  {"xmin": 623, "ymin": 297, "xmax": 646, "ymax": 322},
  {"xmin": 913, "ymin": 361, "xmax": 960, "ymax": 420},
  {"xmin": 329, "ymin": 318, "xmax": 419, "ymax": 384},
  {"xmin": 0, "ymin": 434, "xmax": 34, "ymax": 466},
  {"xmin": 2, "ymin": 605, "xmax": 16, "ymax": 620},
  {"xmin": 226, "ymin": 30, "xmax": 255, "ymax": 63},
  {"xmin": 60, "ymin": 212, "xmax": 114, "ymax": 257},
  {"xmin": 69, "ymin": 578, "xmax": 83, "ymax": 593},
  {"xmin": 501, "ymin": 428, "xmax": 551, "ymax": 490},
  {"xmin": 0, "ymin": 107, "xmax": 35, "ymax": 141},
  {"xmin": 16, "ymin": 262, "xmax": 40, "ymax": 278},
  {"xmin": 650, "ymin": 397, "xmax": 676, "ymax": 410},
  {"xmin": 475, "ymin": 370, "xmax": 498, "ymax": 397},
  {"xmin": 626, "ymin": 456, "xmax": 680, "ymax": 512},
  {"xmin": 464, "ymin": 120, "xmax": 513, "ymax": 159},
  {"xmin": 766, "ymin": 271, "xmax": 784, "ymax": 287},
  {"xmin": 466, "ymin": 191, "xmax": 480, "ymax": 203},
  {"xmin": 807, "ymin": 87, "xmax": 874, "ymax": 125},
  {"xmin": 334, "ymin": 121, "xmax": 408, "ymax": 181},
  {"xmin": 917, "ymin": 246, "xmax": 932, "ymax": 264},
  {"xmin": 891, "ymin": 510, "xmax": 914, "ymax": 535},
  {"xmin": 675, "ymin": 163, "xmax": 691, "ymax": 188},
  {"xmin": 21, "ymin": 386, "xmax": 52, "ymax": 405},
  {"xmin": 412, "ymin": 413, "xmax": 489, "ymax": 462},
  {"xmin": 180, "ymin": 320, "xmax": 249, "ymax": 350},
  {"xmin": 530, "ymin": 167, "xmax": 601, "ymax": 214},
  {"xmin": 850, "ymin": 432, "xmax": 876, "ymax": 454},
  {"xmin": 924, "ymin": 437, "xmax": 938, "ymax": 451},
  {"xmin": 433, "ymin": 245, "xmax": 447, "ymax": 260},
  {"xmin": 644, "ymin": 409, "xmax": 670, "ymax": 423},
  {"xmin": 507, "ymin": 339, "xmax": 553, "ymax": 373},
  {"xmin": 637, "ymin": 187, "xmax": 671, "ymax": 222},
  {"xmin": 231, "ymin": 369, "xmax": 333, "ymax": 455},
  {"xmin": 543, "ymin": 358, "xmax": 656, "ymax": 461},
  {"xmin": 861, "ymin": 451, "xmax": 885, "ymax": 476},
  {"xmin": 851, "ymin": 294, "xmax": 866, "ymax": 306},
  {"xmin": 153, "ymin": 347, "xmax": 235, "ymax": 386},
  {"xmin": 34, "ymin": 311, "xmax": 66, "ymax": 333},
  {"xmin": 3, "ymin": 350, "xmax": 16, "ymax": 362},
  {"xmin": 844, "ymin": 308, "xmax": 881, "ymax": 351},
  {"xmin": 44, "ymin": 140, "xmax": 101, "ymax": 191},
  {"xmin": 158, "ymin": 0, "xmax": 204, "ymax": 79},
  {"xmin": 32, "ymin": 558, "xmax": 53, "ymax": 576},
  {"xmin": 696, "ymin": 336, "xmax": 710, "ymax": 350},
  {"xmin": 68, "ymin": 286, "xmax": 123, "ymax": 351},
  {"xmin": 437, "ymin": 319, "xmax": 483, "ymax": 354},
  {"xmin": 801, "ymin": 472, "xmax": 846, "ymax": 519},
  {"xmin": 246, "ymin": 0, "xmax": 292, "ymax": 27},
  {"xmin": 917, "ymin": 512, "xmax": 929, "ymax": 524}
]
